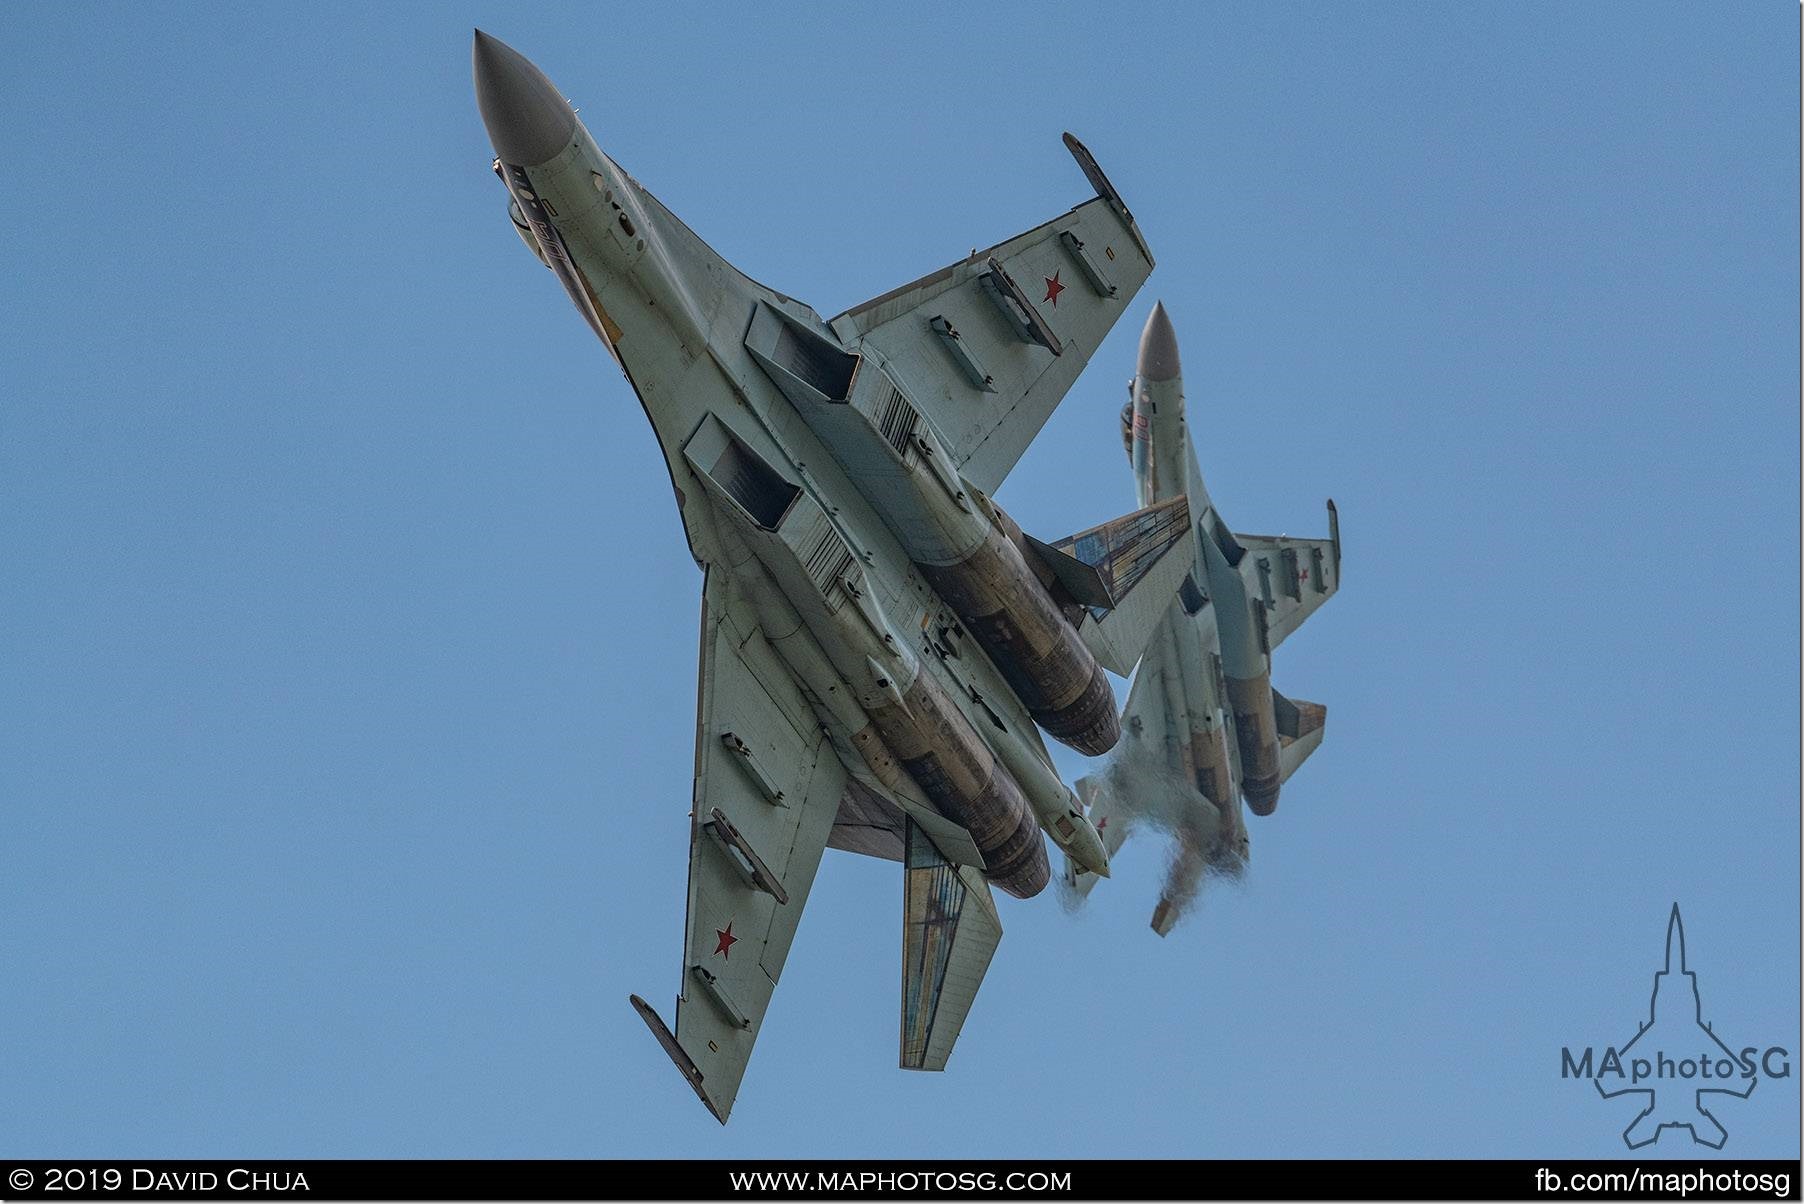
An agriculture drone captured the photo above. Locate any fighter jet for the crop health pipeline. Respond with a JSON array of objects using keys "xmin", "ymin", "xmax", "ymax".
[
  {"xmin": 1065, "ymin": 302, "xmax": 1340, "ymax": 935},
  {"xmin": 473, "ymin": 32, "xmax": 1196, "ymax": 1121}
]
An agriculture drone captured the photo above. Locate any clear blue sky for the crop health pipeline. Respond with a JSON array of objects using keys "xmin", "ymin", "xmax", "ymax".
[{"xmin": 2, "ymin": 1, "xmax": 1796, "ymax": 1160}]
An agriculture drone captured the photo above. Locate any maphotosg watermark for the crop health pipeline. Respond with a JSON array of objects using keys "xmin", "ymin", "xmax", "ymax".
[
  {"xmin": 1559, "ymin": 905, "xmax": 1791, "ymax": 1149},
  {"xmin": 1534, "ymin": 1166, "xmax": 1793, "ymax": 1197}
]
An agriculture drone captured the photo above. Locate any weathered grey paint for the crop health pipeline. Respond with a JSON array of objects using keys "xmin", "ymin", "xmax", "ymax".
[{"xmin": 472, "ymin": 31, "xmax": 1161, "ymax": 1121}]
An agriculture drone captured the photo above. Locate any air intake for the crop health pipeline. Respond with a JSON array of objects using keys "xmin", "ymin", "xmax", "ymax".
[{"xmin": 744, "ymin": 302, "xmax": 860, "ymax": 406}]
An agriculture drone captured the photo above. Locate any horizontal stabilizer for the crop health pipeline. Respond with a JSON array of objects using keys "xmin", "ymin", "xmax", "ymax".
[
  {"xmin": 1150, "ymin": 898, "xmax": 1182, "ymax": 938},
  {"xmin": 827, "ymin": 773, "xmax": 989, "ymax": 870},
  {"xmin": 1050, "ymin": 496, "xmax": 1194, "ymax": 676},
  {"xmin": 1065, "ymin": 774, "xmax": 1131, "ymax": 900},
  {"xmin": 901, "ymin": 819, "xmax": 1003, "ymax": 1072},
  {"xmin": 1273, "ymin": 689, "xmax": 1327, "ymax": 785},
  {"xmin": 1023, "ymin": 535, "xmax": 1115, "ymax": 609}
]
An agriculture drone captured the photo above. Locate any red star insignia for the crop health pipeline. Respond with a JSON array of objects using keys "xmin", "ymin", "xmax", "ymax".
[
  {"xmin": 713, "ymin": 922, "xmax": 738, "ymax": 958},
  {"xmin": 1298, "ymin": 568, "xmax": 1309, "ymax": 582},
  {"xmin": 1096, "ymin": 816, "xmax": 1108, "ymax": 831},
  {"xmin": 1043, "ymin": 271, "xmax": 1065, "ymax": 306}
]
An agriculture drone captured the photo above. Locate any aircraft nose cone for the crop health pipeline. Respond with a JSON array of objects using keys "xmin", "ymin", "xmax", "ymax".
[
  {"xmin": 1136, "ymin": 299, "xmax": 1182, "ymax": 383},
  {"xmin": 473, "ymin": 30, "xmax": 576, "ymax": 167}
]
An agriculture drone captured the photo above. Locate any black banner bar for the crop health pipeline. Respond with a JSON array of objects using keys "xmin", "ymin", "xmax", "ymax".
[{"xmin": 0, "ymin": 1160, "xmax": 1797, "ymax": 1201}]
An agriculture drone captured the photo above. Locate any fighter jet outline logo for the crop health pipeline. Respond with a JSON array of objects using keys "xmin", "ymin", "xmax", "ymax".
[{"xmin": 1593, "ymin": 904, "xmax": 1755, "ymax": 1149}]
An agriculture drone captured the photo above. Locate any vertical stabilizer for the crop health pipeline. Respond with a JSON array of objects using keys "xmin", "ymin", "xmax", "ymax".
[{"xmin": 900, "ymin": 820, "xmax": 1003, "ymax": 1072}]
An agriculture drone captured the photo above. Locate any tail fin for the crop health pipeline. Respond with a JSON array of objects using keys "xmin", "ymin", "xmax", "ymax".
[
  {"xmin": 1034, "ymin": 495, "xmax": 1195, "ymax": 676},
  {"xmin": 901, "ymin": 819, "xmax": 1002, "ymax": 1071},
  {"xmin": 1273, "ymin": 689, "xmax": 1327, "ymax": 785}
]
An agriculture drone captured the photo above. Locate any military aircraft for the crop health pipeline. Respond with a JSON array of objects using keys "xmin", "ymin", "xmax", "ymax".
[
  {"xmin": 473, "ymin": 31, "xmax": 1201, "ymax": 1121},
  {"xmin": 1065, "ymin": 302, "xmax": 1340, "ymax": 935}
]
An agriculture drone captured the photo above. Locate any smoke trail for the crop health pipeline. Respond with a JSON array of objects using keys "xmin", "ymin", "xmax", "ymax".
[{"xmin": 1061, "ymin": 738, "xmax": 1245, "ymax": 932}]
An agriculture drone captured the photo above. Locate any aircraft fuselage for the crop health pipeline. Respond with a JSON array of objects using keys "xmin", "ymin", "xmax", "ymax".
[{"xmin": 475, "ymin": 32, "xmax": 1109, "ymax": 892}]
